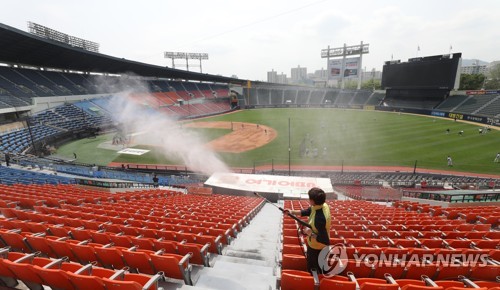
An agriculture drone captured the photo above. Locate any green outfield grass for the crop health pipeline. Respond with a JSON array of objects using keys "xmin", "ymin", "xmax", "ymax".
[{"xmin": 55, "ymin": 108, "xmax": 500, "ymax": 175}]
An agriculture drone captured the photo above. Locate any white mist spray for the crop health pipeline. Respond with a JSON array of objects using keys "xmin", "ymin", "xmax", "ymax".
[{"xmin": 96, "ymin": 75, "xmax": 230, "ymax": 175}]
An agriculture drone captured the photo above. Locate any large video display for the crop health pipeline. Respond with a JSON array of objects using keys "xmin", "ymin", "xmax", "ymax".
[{"xmin": 381, "ymin": 53, "xmax": 461, "ymax": 90}]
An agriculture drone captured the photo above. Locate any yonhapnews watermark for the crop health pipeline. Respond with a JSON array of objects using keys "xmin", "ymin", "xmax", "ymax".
[{"xmin": 318, "ymin": 244, "xmax": 489, "ymax": 277}]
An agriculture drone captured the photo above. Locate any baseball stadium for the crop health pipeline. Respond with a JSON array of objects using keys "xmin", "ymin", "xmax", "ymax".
[{"xmin": 0, "ymin": 20, "xmax": 499, "ymax": 290}]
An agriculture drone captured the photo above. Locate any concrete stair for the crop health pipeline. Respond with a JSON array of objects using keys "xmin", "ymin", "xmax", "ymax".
[{"xmin": 178, "ymin": 203, "xmax": 282, "ymax": 290}]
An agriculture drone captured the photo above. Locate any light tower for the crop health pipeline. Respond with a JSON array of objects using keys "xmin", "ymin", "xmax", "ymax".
[
  {"xmin": 321, "ymin": 41, "xmax": 369, "ymax": 89},
  {"xmin": 164, "ymin": 52, "xmax": 209, "ymax": 73}
]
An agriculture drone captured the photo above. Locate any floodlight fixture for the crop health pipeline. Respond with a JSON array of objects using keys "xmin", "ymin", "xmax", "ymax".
[
  {"xmin": 164, "ymin": 51, "xmax": 209, "ymax": 72},
  {"xmin": 28, "ymin": 21, "xmax": 99, "ymax": 53},
  {"xmin": 321, "ymin": 41, "xmax": 369, "ymax": 90}
]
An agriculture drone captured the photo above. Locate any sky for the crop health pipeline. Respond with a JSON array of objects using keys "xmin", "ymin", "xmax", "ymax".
[{"xmin": 2, "ymin": 0, "xmax": 499, "ymax": 81}]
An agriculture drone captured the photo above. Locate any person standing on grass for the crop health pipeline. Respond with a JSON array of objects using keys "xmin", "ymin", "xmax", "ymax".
[
  {"xmin": 447, "ymin": 156, "xmax": 453, "ymax": 167},
  {"xmin": 495, "ymin": 153, "xmax": 500, "ymax": 163}
]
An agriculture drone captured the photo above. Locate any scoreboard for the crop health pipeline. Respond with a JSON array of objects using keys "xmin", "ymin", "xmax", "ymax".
[{"xmin": 382, "ymin": 53, "xmax": 461, "ymax": 90}]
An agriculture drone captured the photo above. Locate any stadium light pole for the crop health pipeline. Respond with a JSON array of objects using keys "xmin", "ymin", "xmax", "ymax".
[
  {"xmin": 26, "ymin": 114, "xmax": 38, "ymax": 156},
  {"xmin": 164, "ymin": 52, "xmax": 208, "ymax": 73},
  {"xmin": 288, "ymin": 118, "xmax": 291, "ymax": 176},
  {"xmin": 321, "ymin": 41, "xmax": 369, "ymax": 90}
]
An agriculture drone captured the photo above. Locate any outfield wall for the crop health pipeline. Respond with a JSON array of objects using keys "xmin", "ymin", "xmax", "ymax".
[
  {"xmin": 245, "ymin": 104, "xmax": 500, "ymax": 127},
  {"xmin": 376, "ymin": 106, "xmax": 500, "ymax": 127}
]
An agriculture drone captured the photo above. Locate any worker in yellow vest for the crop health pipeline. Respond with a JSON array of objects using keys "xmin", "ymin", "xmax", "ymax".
[{"xmin": 286, "ymin": 187, "xmax": 331, "ymax": 273}]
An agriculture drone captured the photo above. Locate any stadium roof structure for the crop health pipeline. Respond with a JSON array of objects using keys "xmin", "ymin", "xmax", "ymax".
[{"xmin": 0, "ymin": 23, "xmax": 244, "ymax": 85}]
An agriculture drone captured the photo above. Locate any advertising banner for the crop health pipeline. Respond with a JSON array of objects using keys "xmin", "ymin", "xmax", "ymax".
[
  {"xmin": 328, "ymin": 57, "xmax": 360, "ymax": 79},
  {"xmin": 205, "ymin": 172, "xmax": 334, "ymax": 199}
]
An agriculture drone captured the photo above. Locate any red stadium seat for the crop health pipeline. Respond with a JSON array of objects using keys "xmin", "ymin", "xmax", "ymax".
[
  {"xmin": 281, "ymin": 270, "xmax": 316, "ymax": 290},
  {"xmin": 122, "ymin": 248, "xmax": 157, "ymax": 275},
  {"xmin": 469, "ymin": 265, "xmax": 500, "ymax": 281},
  {"xmin": 47, "ymin": 225, "xmax": 72, "ymax": 238},
  {"xmin": 0, "ymin": 230, "xmax": 31, "ymax": 252},
  {"xmin": 109, "ymin": 234, "xmax": 135, "ymax": 248},
  {"xmin": 344, "ymin": 260, "xmax": 374, "ymax": 278},
  {"xmin": 132, "ymin": 237, "xmax": 156, "ymax": 251},
  {"xmin": 25, "ymin": 234, "xmax": 57, "ymax": 258},
  {"xmin": 283, "ymin": 244, "xmax": 304, "ymax": 256},
  {"xmin": 46, "ymin": 238, "xmax": 79, "ymax": 261},
  {"xmin": 282, "ymin": 254, "xmax": 308, "ymax": 271},
  {"xmin": 102, "ymin": 271, "xmax": 163, "ymax": 290},
  {"xmin": 360, "ymin": 282, "xmax": 399, "ymax": 290},
  {"xmin": 177, "ymin": 242, "xmax": 210, "ymax": 266},
  {"xmin": 320, "ymin": 278, "xmax": 356, "ymax": 290},
  {"xmin": 404, "ymin": 263, "xmax": 438, "ymax": 280},
  {"xmin": 66, "ymin": 265, "xmax": 115, "ymax": 290},
  {"xmin": 354, "ymin": 278, "xmax": 388, "ymax": 288},
  {"xmin": 394, "ymin": 279, "xmax": 426, "ymax": 288},
  {"xmin": 4, "ymin": 261, "xmax": 43, "ymax": 286},
  {"xmin": 33, "ymin": 262, "xmax": 83, "ymax": 290},
  {"xmin": 153, "ymin": 239, "xmax": 179, "ymax": 254},
  {"xmin": 69, "ymin": 241, "xmax": 101, "ymax": 265},
  {"xmin": 150, "ymin": 253, "xmax": 192, "ymax": 285},
  {"xmin": 94, "ymin": 246, "xmax": 127, "ymax": 270},
  {"xmin": 435, "ymin": 263, "xmax": 470, "ymax": 280},
  {"xmin": 373, "ymin": 262, "xmax": 406, "ymax": 279},
  {"xmin": 401, "ymin": 286, "xmax": 443, "ymax": 290},
  {"xmin": 475, "ymin": 281, "xmax": 500, "ymax": 288},
  {"xmin": 91, "ymin": 231, "xmax": 112, "ymax": 245},
  {"xmin": 71, "ymin": 228, "xmax": 94, "ymax": 241},
  {"xmin": 434, "ymin": 280, "xmax": 465, "ymax": 288},
  {"xmin": 0, "ymin": 251, "xmax": 29, "ymax": 278}
]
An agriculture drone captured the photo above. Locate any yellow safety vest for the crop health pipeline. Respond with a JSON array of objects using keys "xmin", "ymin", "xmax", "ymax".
[{"xmin": 307, "ymin": 203, "xmax": 331, "ymax": 250}]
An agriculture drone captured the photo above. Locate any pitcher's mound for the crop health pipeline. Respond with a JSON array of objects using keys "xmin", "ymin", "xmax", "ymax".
[{"xmin": 185, "ymin": 121, "xmax": 277, "ymax": 153}]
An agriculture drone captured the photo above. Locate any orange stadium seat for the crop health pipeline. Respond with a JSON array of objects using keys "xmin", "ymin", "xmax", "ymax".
[
  {"xmin": 94, "ymin": 246, "xmax": 127, "ymax": 270},
  {"xmin": 150, "ymin": 252, "xmax": 192, "ymax": 284},
  {"xmin": 401, "ymin": 286, "xmax": 443, "ymax": 290},
  {"xmin": 320, "ymin": 278, "xmax": 356, "ymax": 290},
  {"xmin": 469, "ymin": 265, "xmax": 500, "ymax": 281},
  {"xmin": 66, "ymin": 265, "xmax": 115, "ymax": 290},
  {"xmin": 434, "ymin": 263, "xmax": 470, "ymax": 280},
  {"xmin": 91, "ymin": 231, "xmax": 112, "ymax": 245},
  {"xmin": 102, "ymin": 270, "xmax": 164, "ymax": 290},
  {"xmin": 46, "ymin": 238, "xmax": 79, "ymax": 261},
  {"xmin": 373, "ymin": 262, "xmax": 406, "ymax": 279},
  {"xmin": 282, "ymin": 254, "xmax": 308, "ymax": 271},
  {"xmin": 176, "ymin": 242, "xmax": 208, "ymax": 266},
  {"xmin": 109, "ymin": 234, "xmax": 134, "ymax": 248},
  {"xmin": 281, "ymin": 270, "xmax": 316, "ymax": 290},
  {"xmin": 0, "ymin": 230, "xmax": 32, "ymax": 252},
  {"xmin": 283, "ymin": 244, "xmax": 304, "ymax": 256},
  {"xmin": 152, "ymin": 239, "xmax": 179, "ymax": 254},
  {"xmin": 122, "ymin": 248, "xmax": 156, "ymax": 275},
  {"xmin": 25, "ymin": 234, "xmax": 57, "ymax": 258},
  {"xmin": 360, "ymin": 282, "xmax": 400, "ymax": 290},
  {"xmin": 69, "ymin": 241, "xmax": 101, "ymax": 265},
  {"xmin": 33, "ymin": 262, "xmax": 83, "ymax": 290},
  {"xmin": 344, "ymin": 260, "xmax": 374, "ymax": 278},
  {"xmin": 393, "ymin": 279, "xmax": 426, "ymax": 288},
  {"xmin": 404, "ymin": 263, "xmax": 438, "ymax": 280}
]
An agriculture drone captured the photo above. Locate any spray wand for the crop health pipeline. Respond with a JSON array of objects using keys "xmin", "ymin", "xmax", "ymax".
[{"xmin": 253, "ymin": 192, "xmax": 311, "ymax": 228}]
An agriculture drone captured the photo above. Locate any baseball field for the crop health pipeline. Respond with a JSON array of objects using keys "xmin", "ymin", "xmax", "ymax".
[{"xmin": 55, "ymin": 108, "xmax": 500, "ymax": 175}]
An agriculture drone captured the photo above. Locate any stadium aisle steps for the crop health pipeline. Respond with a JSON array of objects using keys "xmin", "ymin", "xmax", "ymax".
[{"xmin": 192, "ymin": 203, "xmax": 280, "ymax": 290}]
